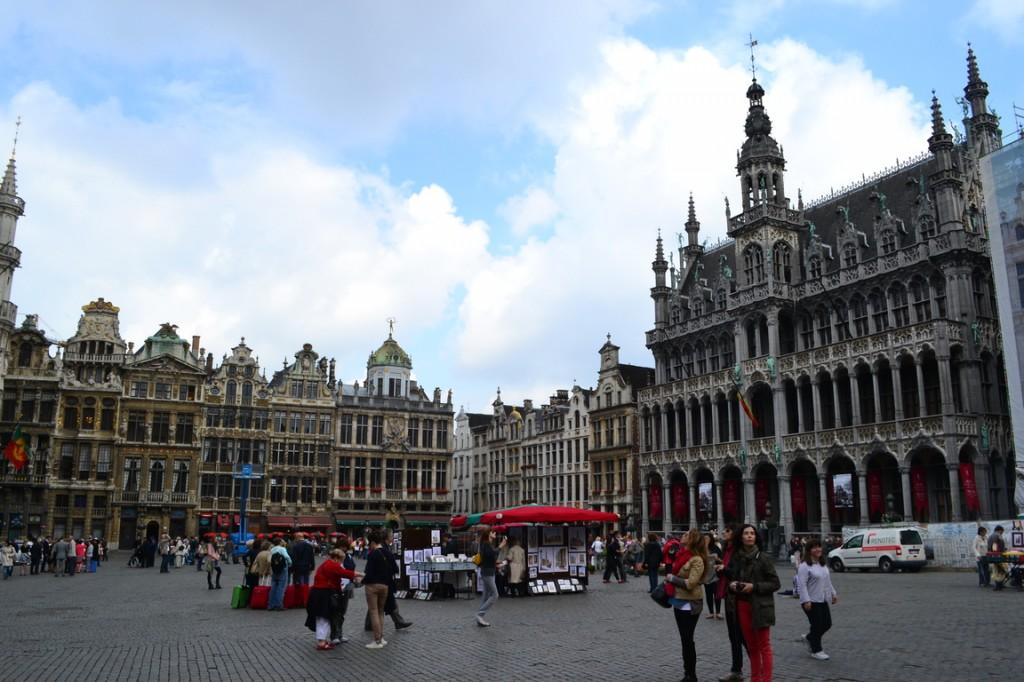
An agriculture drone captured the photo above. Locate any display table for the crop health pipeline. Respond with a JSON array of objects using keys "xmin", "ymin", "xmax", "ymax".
[{"xmin": 408, "ymin": 561, "xmax": 478, "ymax": 599}]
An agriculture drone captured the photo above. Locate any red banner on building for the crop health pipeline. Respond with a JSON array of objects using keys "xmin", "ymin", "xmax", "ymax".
[
  {"xmin": 867, "ymin": 470, "xmax": 884, "ymax": 518},
  {"xmin": 723, "ymin": 479, "xmax": 740, "ymax": 518},
  {"xmin": 959, "ymin": 462, "xmax": 981, "ymax": 512},
  {"xmin": 649, "ymin": 482, "xmax": 663, "ymax": 519},
  {"xmin": 911, "ymin": 466, "xmax": 928, "ymax": 515},
  {"xmin": 672, "ymin": 481, "xmax": 688, "ymax": 521},
  {"xmin": 790, "ymin": 476, "xmax": 807, "ymax": 516},
  {"xmin": 755, "ymin": 477, "xmax": 769, "ymax": 519}
]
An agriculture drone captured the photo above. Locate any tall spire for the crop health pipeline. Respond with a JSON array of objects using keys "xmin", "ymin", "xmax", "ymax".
[
  {"xmin": 0, "ymin": 117, "xmax": 19, "ymax": 200},
  {"xmin": 929, "ymin": 92, "xmax": 948, "ymax": 141},
  {"xmin": 655, "ymin": 228, "xmax": 665, "ymax": 263},
  {"xmin": 963, "ymin": 44, "xmax": 1002, "ymax": 155},
  {"xmin": 685, "ymin": 194, "xmax": 701, "ymax": 249}
]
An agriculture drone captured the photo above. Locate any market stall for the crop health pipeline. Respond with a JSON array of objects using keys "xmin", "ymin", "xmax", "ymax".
[{"xmin": 451, "ymin": 505, "xmax": 619, "ymax": 596}]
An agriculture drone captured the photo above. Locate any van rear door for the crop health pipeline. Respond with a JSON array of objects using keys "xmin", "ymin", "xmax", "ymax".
[{"xmin": 899, "ymin": 529, "xmax": 925, "ymax": 561}]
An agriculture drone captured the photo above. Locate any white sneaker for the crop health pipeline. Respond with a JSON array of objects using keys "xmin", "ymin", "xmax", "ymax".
[
  {"xmin": 811, "ymin": 651, "xmax": 830, "ymax": 661},
  {"xmin": 476, "ymin": 616, "xmax": 491, "ymax": 627},
  {"xmin": 365, "ymin": 641, "xmax": 385, "ymax": 649}
]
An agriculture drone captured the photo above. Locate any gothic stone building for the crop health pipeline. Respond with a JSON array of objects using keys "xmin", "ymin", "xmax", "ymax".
[{"xmin": 638, "ymin": 48, "xmax": 1015, "ymax": 542}]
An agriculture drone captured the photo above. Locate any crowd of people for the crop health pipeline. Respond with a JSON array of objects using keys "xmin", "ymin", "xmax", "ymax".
[
  {"xmin": 0, "ymin": 536, "xmax": 108, "ymax": 578},
  {"xmin": 633, "ymin": 524, "xmax": 838, "ymax": 682}
]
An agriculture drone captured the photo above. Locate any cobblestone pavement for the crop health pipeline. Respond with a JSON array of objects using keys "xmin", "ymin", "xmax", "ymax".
[{"xmin": 2, "ymin": 554, "xmax": 1021, "ymax": 681}]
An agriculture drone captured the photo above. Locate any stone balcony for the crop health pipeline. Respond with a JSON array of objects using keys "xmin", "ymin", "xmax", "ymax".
[
  {"xmin": 0, "ymin": 299, "xmax": 16, "ymax": 327},
  {"xmin": 113, "ymin": 490, "xmax": 196, "ymax": 505}
]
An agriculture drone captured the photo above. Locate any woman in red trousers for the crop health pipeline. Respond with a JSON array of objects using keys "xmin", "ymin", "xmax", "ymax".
[{"xmin": 725, "ymin": 524, "xmax": 780, "ymax": 682}]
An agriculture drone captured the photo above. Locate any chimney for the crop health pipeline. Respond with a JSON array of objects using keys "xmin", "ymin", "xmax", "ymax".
[
  {"xmin": 191, "ymin": 335, "xmax": 200, "ymax": 355},
  {"xmin": 206, "ymin": 352, "xmax": 214, "ymax": 373}
]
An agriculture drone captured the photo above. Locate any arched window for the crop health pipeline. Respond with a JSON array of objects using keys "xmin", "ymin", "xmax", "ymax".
[
  {"xmin": 799, "ymin": 313, "xmax": 815, "ymax": 350},
  {"xmin": 242, "ymin": 382, "xmax": 253, "ymax": 406},
  {"xmin": 17, "ymin": 342, "xmax": 32, "ymax": 368},
  {"xmin": 808, "ymin": 256, "xmax": 822, "ymax": 280},
  {"xmin": 692, "ymin": 294, "xmax": 704, "ymax": 318},
  {"xmin": 911, "ymin": 277, "xmax": 931, "ymax": 321},
  {"xmin": 720, "ymin": 333, "xmax": 734, "ymax": 367},
  {"xmin": 149, "ymin": 460, "xmax": 165, "ymax": 492},
  {"xmin": 890, "ymin": 283, "xmax": 909, "ymax": 326},
  {"xmin": 696, "ymin": 341, "xmax": 707, "ymax": 375},
  {"xmin": 842, "ymin": 243, "xmax": 858, "ymax": 268},
  {"xmin": 773, "ymin": 242, "xmax": 792, "ymax": 283},
  {"xmin": 682, "ymin": 346, "xmax": 694, "ymax": 377},
  {"xmin": 226, "ymin": 380, "xmax": 237, "ymax": 404},
  {"xmin": 744, "ymin": 245, "xmax": 765, "ymax": 284},
  {"xmin": 850, "ymin": 295, "xmax": 869, "ymax": 336},
  {"xmin": 716, "ymin": 288, "xmax": 727, "ymax": 311},
  {"xmin": 920, "ymin": 215, "xmax": 937, "ymax": 239},
  {"xmin": 670, "ymin": 306, "xmax": 680, "ymax": 325},
  {"xmin": 816, "ymin": 307, "xmax": 833, "ymax": 345},
  {"xmin": 1016, "ymin": 223, "xmax": 1024, "ymax": 241},
  {"xmin": 870, "ymin": 289, "xmax": 889, "ymax": 331},
  {"xmin": 880, "ymin": 230, "xmax": 897, "ymax": 255},
  {"xmin": 972, "ymin": 270, "xmax": 987, "ymax": 317},
  {"xmin": 931, "ymin": 274, "xmax": 947, "ymax": 317},
  {"xmin": 708, "ymin": 338, "xmax": 719, "ymax": 371},
  {"xmin": 834, "ymin": 300, "xmax": 851, "ymax": 341},
  {"xmin": 671, "ymin": 351, "xmax": 682, "ymax": 380}
]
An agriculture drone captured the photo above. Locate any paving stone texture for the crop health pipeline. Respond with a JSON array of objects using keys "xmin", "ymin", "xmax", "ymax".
[{"xmin": 2, "ymin": 554, "xmax": 1021, "ymax": 681}]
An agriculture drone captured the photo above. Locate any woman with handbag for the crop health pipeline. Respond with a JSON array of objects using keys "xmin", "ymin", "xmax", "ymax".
[
  {"xmin": 726, "ymin": 524, "xmax": 781, "ymax": 682},
  {"xmin": 664, "ymin": 529, "xmax": 708, "ymax": 682},
  {"xmin": 474, "ymin": 528, "xmax": 504, "ymax": 627},
  {"xmin": 306, "ymin": 548, "xmax": 362, "ymax": 650},
  {"xmin": 204, "ymin": 538, "xmax": 222, "ymax": 590}
]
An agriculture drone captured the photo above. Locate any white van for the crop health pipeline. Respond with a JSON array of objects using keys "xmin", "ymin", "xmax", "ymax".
[{"xmin": 828, "ymin": 527, "xmax": 927, "ymax": 573}]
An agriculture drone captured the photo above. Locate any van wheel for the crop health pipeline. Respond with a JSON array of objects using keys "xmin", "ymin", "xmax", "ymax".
[
  {"xmin": 879, "ymin": 557, "xmax": 894, "ymax": 573},
  {"xmin": 830, "ymin": 558, "xmax": 844, "ymax": 573}
]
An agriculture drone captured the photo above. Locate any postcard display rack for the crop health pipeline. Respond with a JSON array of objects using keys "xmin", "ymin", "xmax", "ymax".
[
  {"xmin": 517, "ymin": 525, "xmax": 588, "ymax": 596},
  {"xmin": 393, "ymin": 527, "xmax": 471, "ymax": 601}
]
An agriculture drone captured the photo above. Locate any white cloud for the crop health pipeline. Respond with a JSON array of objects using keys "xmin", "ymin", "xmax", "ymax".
[
  {"xmin": 8, "ymin": 82, "xmax": 490, "ymax": 379},
  {"xmin": 454, "ymin": 37, "xmax": 931, "ymax": 406},
  {"xmin": 965, "ymin": 0, "xmax": 1024, "ymax": 43},
  {"xmin": 498, "ymin": 185, "xmax": 559, "ymax": 236}
]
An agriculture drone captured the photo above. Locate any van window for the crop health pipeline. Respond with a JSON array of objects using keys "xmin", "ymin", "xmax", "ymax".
[
  {"xmin": 844, "ymin": 535, "xmax": 863, "ymax": 549},
  {"xmin": 900, "ymin": 530, "xmax": 923, "ymax": 545}
]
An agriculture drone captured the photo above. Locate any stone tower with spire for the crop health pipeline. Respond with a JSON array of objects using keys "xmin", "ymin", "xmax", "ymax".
[
  {"xmin": 963, "ymin": 44, "xmax": 1002, "ymax": 158},
  {"xmin": 0, "ymin": 134, "xmax": 25, "ymax": 393}
]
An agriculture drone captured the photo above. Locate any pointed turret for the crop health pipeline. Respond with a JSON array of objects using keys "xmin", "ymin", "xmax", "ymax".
[
  {"xmin": 736, "ymin": 77, "xmax": 786, "ymax": 212},
  {"xmin": 926, "ymin": 92, "xmax": 964, "ymax": 234},
  {"xmin": 0, "ymin": 121, "xmax": 25, "ymax": 338},
  {"xmin": 963, "ymin": 44, "xmax": 1002, "ymax": 156},
  {"xmin": 650, "ymin": 230, "xmax": 670, "ymax": 329},
  {"xmin": 684, "ymin": 194, "xmax": 703, "ymax": 263}
]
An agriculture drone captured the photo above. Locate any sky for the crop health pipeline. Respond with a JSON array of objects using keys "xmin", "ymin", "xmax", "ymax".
[{"xmin": 1, "ymin": 0, "xmax": 1021, "ymax": 415}]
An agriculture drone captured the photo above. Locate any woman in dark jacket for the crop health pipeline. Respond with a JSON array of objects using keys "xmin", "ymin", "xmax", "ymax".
[
  {"xmin": 725, "ymin": 524, "xmax": 781, "ymax": 682},
  {"xmin": 475, "ymin": 527, "xmax": 505, "ymax": 627},
  {"xmin": 717, "ymin": 525, "xmax": 745, "ymax": 682},
  {"xmin": 643, "ymin": 533, "xmax": 662, "ymax": 593},
  {"xmin": 362, "ymin": 530, "xmax": 392, "ymax": 648}
]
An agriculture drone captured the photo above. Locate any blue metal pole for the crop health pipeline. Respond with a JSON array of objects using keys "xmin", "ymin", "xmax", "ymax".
[{"xmin": 239, "ymin": 477, "xmax": 249, "ymax": 547}]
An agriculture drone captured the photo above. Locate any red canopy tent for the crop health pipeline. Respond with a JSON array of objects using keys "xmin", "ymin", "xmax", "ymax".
[{"xmin": 459, "ymin": 505, "xmax": 618, "ymax": 527}]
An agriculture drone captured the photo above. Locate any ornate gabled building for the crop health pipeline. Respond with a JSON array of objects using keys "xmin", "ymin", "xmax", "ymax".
[
  {"xmin": 111, "ymin": 323, "xmax": 205, "ymax": 544},
  {"xmin": 0, "ymin": 315, "xmax": 58, "ymax": 539},
  {"xmin": 49, "ymin": 299, "xmax": 127, "ymax": 541},
  {"xmin": 589, "ymin": 336, "xmax": 654, "ymax": 533},
  {"xmin": 334, "ymin": 331, "xmax": 454, "ymax": 529},
  {"xmin": 452, "ymin": 408, "xmax": 491, "ymax": 514},
  {"xmin": 638, "ymin": 47, "xmax": 1015, "ymax": 544},
  {"xmin": 198, "ymin": 338, "xmax": 272, "ymax": 535},
  {"xmin": 265, "ymin": 343, "xmax": 335, "ymax": 532},
  {"xmin": 462, "ymin": 385, "xmax": 592, "ymax": 512}
]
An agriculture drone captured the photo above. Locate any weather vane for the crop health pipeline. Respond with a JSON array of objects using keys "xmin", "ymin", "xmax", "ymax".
[
  {"xmin": 747, "ymin": 34, "xmax": 758, "ymax": 80},
  {"xmin": 386, "ymin": 317, "xmax": 396, "ymax": 338}
]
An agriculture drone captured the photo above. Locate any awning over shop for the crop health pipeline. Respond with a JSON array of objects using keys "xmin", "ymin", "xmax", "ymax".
[
  {"xmin": 451, "ymin": 505, "xmax": 619, "ymax": 528},
  {"xmin": 405, "ymin": 515, "xmax": 450, "ymax": 528},
  {"xmin": 335, "ymin": 519, "xmax": 374, "ymax": 527},
  {"xmin": 266, "ymin": 515, "xmax": 332, "ymax": 528}
]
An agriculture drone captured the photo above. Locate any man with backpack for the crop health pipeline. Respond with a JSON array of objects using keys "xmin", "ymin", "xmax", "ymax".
[{"xmin": 268, "ymin": 538, "xmax": 293, "ymax": 610}]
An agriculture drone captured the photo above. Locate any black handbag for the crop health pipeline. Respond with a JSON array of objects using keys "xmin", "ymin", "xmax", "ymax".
[{"xmin": 650, "ymin": 581, "xmax": 672, "ymax": 609}]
